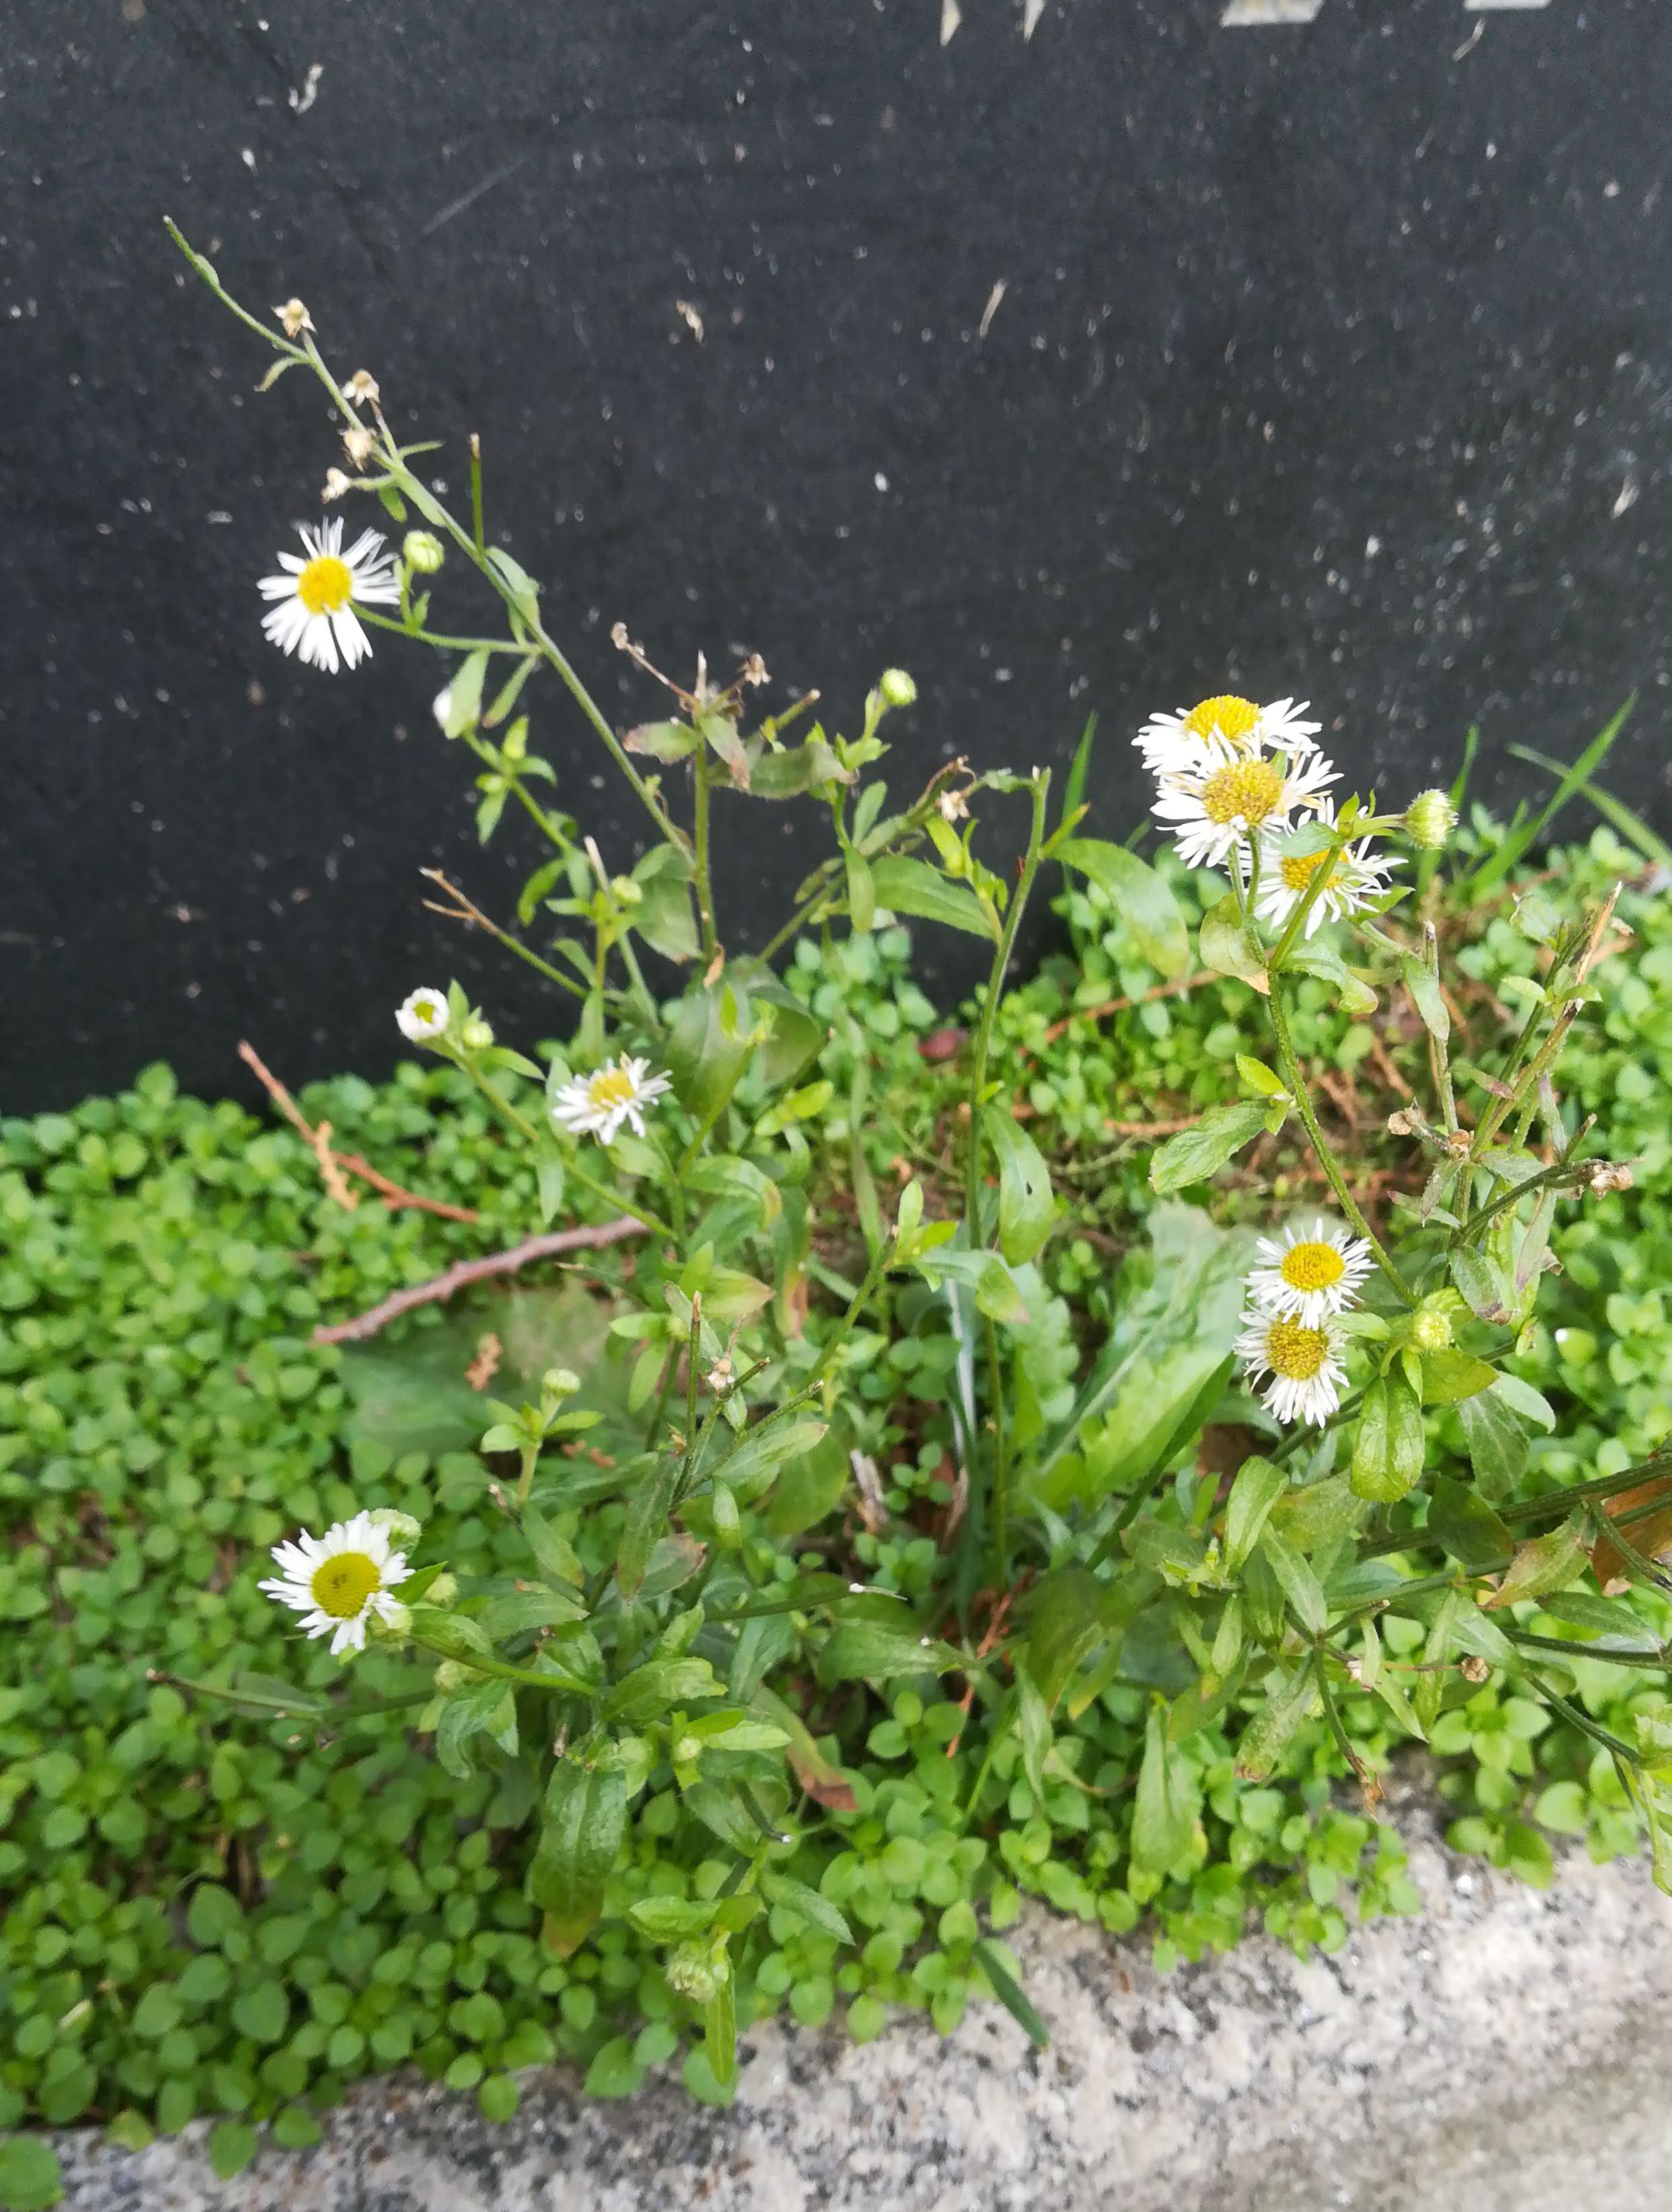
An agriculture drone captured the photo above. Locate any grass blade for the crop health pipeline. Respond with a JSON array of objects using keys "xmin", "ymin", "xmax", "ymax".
[
  {"xmin": 1466, "ymin": 698, "xmax": 1635, "ymax": 894},
  {"xmin": 973, "ymin": 1938, "xmax": 1051, "ymax": 2049},
  {"xmin": 1508, "ymin": 743, "xmax": 1672, "ymax": 869}
]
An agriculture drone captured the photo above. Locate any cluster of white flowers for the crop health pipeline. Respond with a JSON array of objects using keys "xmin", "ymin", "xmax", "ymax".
[
  {"xmin": 1233, "ymin": 1219, "xmax": 1372, "ymax": 1426},
  {"xmin": 1136, "ymin": 691, "xmax": 1399, "ymax": 935}
]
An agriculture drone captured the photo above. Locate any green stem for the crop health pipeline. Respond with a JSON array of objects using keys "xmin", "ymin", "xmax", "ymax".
[
  {"xmin": 693, "ymin": 744, "xmax": 718, "ymax": 961},
  {"xmin": 359, "ymin": 609, "xmax": 526, "ymax": 654},
  {"xmin": 409, "ymin": 1635, "xmax": 581, "ymax": 1696},
  {"xmin": 1267, "ymin": 985, "xmax": 1416, "ymax": 1306},
  {"xmin": 961, "ymin": 772, "xmax": 1051, "ymax": 1586}
]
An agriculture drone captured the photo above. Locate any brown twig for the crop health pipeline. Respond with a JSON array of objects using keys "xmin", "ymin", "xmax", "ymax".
[
  {"xmin": 310, "ymin": 1219, "xmax": 649, "ymax": 1345},
  {"xmin": 238, "ymin": 1039, "xmax": 482, "ymax": 1224},
  {"xmin": 1039, "ymin": 970, "xmax": 1216, "ymax": 1049},
  {"xmin": 1103, "ymin": 1114, "xmax": 1201, "ymax": 1138}
]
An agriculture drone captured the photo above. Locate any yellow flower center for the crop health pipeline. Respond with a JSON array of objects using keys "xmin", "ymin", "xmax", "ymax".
[
  {"xmin": 1201, "ymin": 758, "xmax": 1285, "ymax": 829},
  {"xmin": 296, "ymin": 554, "xmax": 354, "ymax": 615},
  {"xmin": 1264, "ymin": 1318, "xmax": 1330, "ymax": 1379},
  {"xmin": 1185, "ymin": 694, "xmax": 1260, "ymax": 746},
  {"xmin": 1279, "ymin": 1240, "xmax": 1346, "ymax": 1292},
  {"xmin": 1279, "ymin": 847, "xmax": 1337, "ymax": 894},
  {"xmin": 309, "ymin": 1551, "xmax": 381, "ymax": 1620},
  {"xmin": 587, "ymin": 1066, "xmax": 637, "ymax": 1113}
]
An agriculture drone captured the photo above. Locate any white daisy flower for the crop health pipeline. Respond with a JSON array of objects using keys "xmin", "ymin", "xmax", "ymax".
[
  {"xmin": 257, "ymin": 518, "xmax": 399, "ymax": 674},
  {"xmin": 550, "ymin": 1055, "xmax": 673, "ymax": 1146},
  {"xmin": 259, "ymin": 1511, "xmax": 413, "ymax": 1657},
  {"xmin": 1234, "ymin": 1302, "xmax": 1349, "ymax": 1427},
  {"xmin": 1246, "ymin": 1218, "xmax": 1375, "ymax": 1327},
  {"xmin": 395, "ymin": 986, "xmax": 450, "ymax": 1045},
  {"xmin": 1152, "ymin": 736, "xmax": 1338, "ymax": 871},
  {"xmin": 1250, "ymin": 804, "xmax": 1403, "ymax": 938},
  {"xmin": 1135, "ymin": 693, "xmax": 1322, "ymax": 774}
]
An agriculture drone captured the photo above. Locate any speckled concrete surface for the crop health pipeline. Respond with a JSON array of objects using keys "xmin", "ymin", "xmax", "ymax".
[{"xmin": 56, "ymin": 1804, "xmax": 1672, "ymax": 2212}]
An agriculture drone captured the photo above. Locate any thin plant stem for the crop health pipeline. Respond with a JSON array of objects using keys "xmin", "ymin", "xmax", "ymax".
[
  {"xmin": 456, "ymin": 1060, "xmax": 678, "ymax": 1240},
  {"xmin": 1267, "ymin": 984, "xmax": 1416, "ymax": 1307},
  {"xmin": 693, "ymin": 743, "xmax": 718, "ymax": 961}
]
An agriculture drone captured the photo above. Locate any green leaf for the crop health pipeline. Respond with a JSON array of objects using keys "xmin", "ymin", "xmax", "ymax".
[
  {"xmin": 760, "ymin": 1872, "xmax": 854, "ymax": 1946},
  {"xmin": 666, "ymin": 978, "xmax": 753, "ymax": 1125},
  {"xmin": 530, "ymin": 1758, "xmax": 628, "ymax": 1957},
  {"xmin": 710, "ymin": 1417, "xmax": 829, "ymax": 1507},
  {"xmin": 1199, "ymin": 894, "xmax": 1268, "ymax": 990},
  {"xmin": 1449, "ymin": 1245, "xmax": 1514, "ymax": 1325},
  {"xmin": 485, "ymin": 545, "xmax": 541, "ymax": 623},
  {"xmin": 1021, "ymin": 1567, "xmax": 1107, "ymax": 1710},
  {"xmin": 633, "ymin": 846, "xmax": 701, "ymax": 963},
  {"xmin": 208, "ymin": 2123, "xmax": 259, "ymax": 2183},
  {"xmin": 1257, "ymin": 1528, "xmax": 1328, "ymax": 1638},
  {"xmin": 1236, "ymin": 1054, "xmax": 1288, "ymax": 1099},
  {"xmin": 1400, "ymin": 954, "xmax": 1449, "ymax": 1041},
  {"xmin": 623, "ymin": 719, "xmax": 699, "ymax": 761},
  {"xmin": 1421, "ymin": 1349, "xmax": 1499, "ymax": 1405},
  {"xmin": 1286, "ymin": 939, "xmax": 1378, "ymax": 1015},
  {"xmin": 1148, "ymin": 1101, "xmax": 1267, "ymax": 1196},
  {"xmin": 1427, "ymin": 1478, "xmax": 1513, "ymax": 1572},
  {"xmin": 601, "ymin": 1657, "xmax": 720, "ymax": 1729},
  {"xmin": 869, "ymin": 855, "xmax": 994, "ymax": 939},
  {"xmin": 627, "ymin": 1897, "xmax": 719, "ymax": 1941},
  {"xmin": 1484, "ymin": 1514, "xmax": 1587, "ymax": 1610},
  {"xmin": 704, "ymin": 1974, "xmax": 738, "ymax": 2088},
  {"xmin": 971, "ymin": 1940, "xmax": 1050, "ymax": 2049},
  {"xmin": 1349, "ymin": 1374, "xmax": 1425, "ymax": 1503},
  {"xmin": 230, "ymin": 1980, "xmax": 289, "ymax": 2045},
  {"xmin": 844, "ymin": 847, "xmax": 876, "ymax": 933},
  {"xmin": 1460, "ymin": 1383, "xmax": 1529, "ymax": 1503},
  {"xmin": 0, "ymin": 2138, "xmax": 63, "ymax": 2212},
  {"xmin": 1131, "ymin": 1700, "xmax": 1199, "ymax": 1873},
  {"xmin": 696, "ymin": 706, "xmax": 750, "ymax": 787},
  {"xmin": 1056, "ymin": 840, "xmax": 1189, "ymax": 977},
  {"xmin": 1233, "ymin": 1661, "xmax": 1320, "ymax": 1781},
  {"xmin": 1224, "ymin": 1455, "xmax": 1287, "ymax": 1575},
  {"xmin": 983, "ymin": 1108, "xmax": 1056, "ymax": 1265},
  {"xmin": 436, "ymin": 649, "xmax": 490, "ymax": 736},
  {"xmin": 818, "ymin": 1617, "xmax": 959, "ymax": 1684}
]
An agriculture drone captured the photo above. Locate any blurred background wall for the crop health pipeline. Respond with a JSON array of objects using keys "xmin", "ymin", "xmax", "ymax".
[{"xmin": 5, "ymin": 0, "xmax": 1670, "ymax": 1106}]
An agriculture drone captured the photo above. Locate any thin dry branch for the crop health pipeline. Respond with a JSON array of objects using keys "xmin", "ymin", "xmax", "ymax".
[
  {"xmin": 238, "ymin": 1039, "xmax": 482, "ymax": 1224},
  {"xmin": 310, "ymin": 1219, "xmax": 649, "ymax": 1345}
]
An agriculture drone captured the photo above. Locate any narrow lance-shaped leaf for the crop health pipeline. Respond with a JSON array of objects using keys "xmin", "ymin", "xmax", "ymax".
[
  {"xmin": 983, "ymin": 1107, "xmax": 1056, "ymax": 1265},
  {"xmin": 1056, "ymin": 838, "xmax": 1189, "ymax": 978},
  {"xmin": 1148, "ymin": 1100, "xmax": 1267, "ymax": 1197}
]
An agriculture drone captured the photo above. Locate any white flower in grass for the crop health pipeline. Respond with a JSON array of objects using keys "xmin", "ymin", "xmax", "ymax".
[
  {"xmin": 257, "ymin": 518, "xmax": 399, "ymax": 673},
  {"xmin": 551, "ymin": 1055, "xmax": 672, "ymax": 1146},
  {"xmin": 395, "ymin": 986, "xmax": 450, "ymax": 1044},
  {"xmin": 1234, "ymin": 1303, "xmax": 1349, "ymax": 1427},
  {"xmin": 260, "ymin": 1511, "xmax": 413, "ymax": 1656},
  {"xmin": 1152, "ymin": 736, "xmax": 1337, "ymax": 871},
  {"xmin": 1250, "ymin": 803, "xmax": 1402, "ymax": 938},
  {"xmin": 1135, "ymin": 693, "xmax": 1322, "ymax": 774},
  {"xmin": 1247, "ymin": 1218, "xmax": 1374, "ymax": 1327}
]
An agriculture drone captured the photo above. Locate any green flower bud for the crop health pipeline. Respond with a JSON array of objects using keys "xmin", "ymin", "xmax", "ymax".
[
  {"xmin": 403, "ymin": 530, "xmax": 446, "ymax": 574},
  {"xmin": 461, "ymin": 1017, "xmax": 495, "ymax": 1052},
  {"xmin": 541, "ymin": 1367, "xmax": 582, "ymax": 1400},
  {"xmin": 672, "ymin": 1734, "xmax": 704, "ymax": 1770},
  {"xmin": 665, "ymin": 1937, "xmax": 729, "ymax": 2005},
  {"xmin": 368, "ymin": 1508, "xmax": 424, "ymax": 1548},
  {"xmin": 877, "ymin": 668, "xmax": 917, "ymax": 709},
  {"xmin": 366, "ymin": 1600, "xmax": 411, "ymax": 1643},
  {"xmin": 1410, "ymin": 1300, "xmax": 1454, "ymax": 1353},
  {"xmin": 432, "ymin": 1658, "xmax": 469, "ymax": 1692},
  {"xmin": 424, "ymin": 1571, "xmax": 459, "ymax": 1608},
  {"xmin": 1404, "ymin": 789, "xmax": 1456, "ymax": 852}
]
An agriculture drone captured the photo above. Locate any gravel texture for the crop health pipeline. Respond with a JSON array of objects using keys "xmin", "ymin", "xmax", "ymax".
[{"xmin": 58, "ymin": 1802, "xmax": 1672, "ymax": 2212}]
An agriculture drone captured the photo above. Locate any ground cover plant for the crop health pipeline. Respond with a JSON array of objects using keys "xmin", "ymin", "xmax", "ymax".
[{"xmin": 1, "ymin": 236, "xmax": 1670, "ymax": 2207}]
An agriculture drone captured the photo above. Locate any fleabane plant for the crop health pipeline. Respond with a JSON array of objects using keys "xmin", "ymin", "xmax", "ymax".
[{"xmin": 167, "ymin": 217, "xmax": 1672, "ymax": 2102}]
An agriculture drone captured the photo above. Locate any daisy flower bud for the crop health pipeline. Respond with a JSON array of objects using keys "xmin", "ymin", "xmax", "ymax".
[
  {"xmin": 259, "ymin": 1511, "xmax": 413, "ymax": 1657},
  {"xmin": 878, "ymin": 668, "xmax": 917, "ymax": 708},
  {"xmin": 275, "ymin": 298, "xmax": 314, "ymax": 339},
  {"xmin": 365, "ymin": 1600, "xmax": 412, "ymax": 1643},
  {"xmin": 665, "ymin": 1938, "xmax": 729, "ymax": 2005},
  {"xmin": 551, "ymin": 1055, "xmax": 674, "ymax": 1146},
  {"xmin": 1404, "ymin": 789, "xmax": 1457, "ymax": 851},
  {"xmin": 403, "ymin": 529, "xmax": 445, "ymax": 574},
  {"xmin": 424, "ymin": 1572, "xmax": 459, "ymax": 1608},
  {"xmin": 396, "ymin": 986, "xmax": 451, "ymax": 1045},
  {"xmin": 344, "ymin": 368, "xmax": 381, "ymax": 408},
  {"xmin": 461, "ymin": 1017, "xmax": 495, "ymax": 1052}
]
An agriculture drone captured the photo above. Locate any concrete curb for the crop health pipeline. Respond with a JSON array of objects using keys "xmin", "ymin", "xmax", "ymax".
[{"xmin": 58, "ymin": 1801, "xmax": 1672, "ymax": 2212}]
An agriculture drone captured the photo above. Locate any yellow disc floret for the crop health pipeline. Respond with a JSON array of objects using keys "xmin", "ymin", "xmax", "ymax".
[
  {"xmin": 1279, "ymin": 847, "xmax": 1336, "ymax": 893},
  {"xmin": 296, "ymin": 555, "xmax": 354, "ymax": 615},
  {"xmin": 587, "ymin": 1066, "xmax": 639, "ymax": 1114},
  {"xmin": 310, "ymin": 1551, "xmax": 382, "ymax": 1619},
  {"xmin": 1185, "ymin": 695, "xmax": 1260, "ymax": 746},
  {"xmin": 1263, "ymin": 1318, "xmax": 1330, "ymax": 1380},
  {"xmin": 1278, "ymin": 1240, "xmax": 1347, "ymax": 1292},
  {"xmin": 1201, "ymin": 757, "xmax": 1285, "ymax": 828}
]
